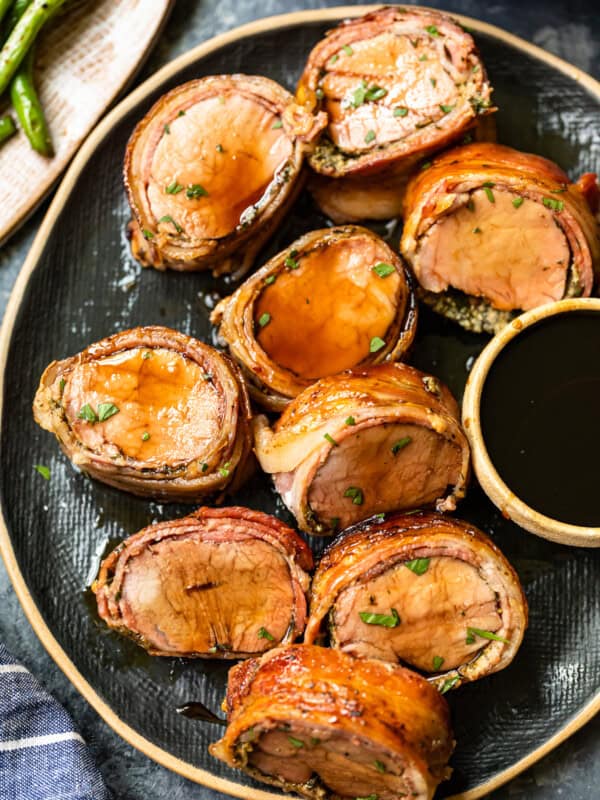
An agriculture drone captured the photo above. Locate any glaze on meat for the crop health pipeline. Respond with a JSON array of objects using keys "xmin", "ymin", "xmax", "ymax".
[
  {"xmin": 93, "ymin": 507, "xmax": 312, "ymax": 658},
  {"xmin": 210, "ymin": 644, "xmax": 454, "ymax": 800},
  {"xmin": 212, "ymin": 226, "xmax": 417, "ymax": 410},
  {"xmin": 125, "ymin": 75, "xmax": 324, "ymax": 276},
  {"xmin": 33, "ymin": 326, "xmax": 253, "ymax": 500},
  {"xmin": 254, "ymin": 363, "xmax": 470, "ymax": 534},
  {"xmin": 305, "ymin": 511, "xmax": 527, "ymax": 689}
]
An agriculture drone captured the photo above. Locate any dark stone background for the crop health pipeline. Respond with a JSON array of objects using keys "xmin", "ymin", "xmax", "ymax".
[{"xmin": 0, "ymin": 1, "xmax": 597, "ymax": 798}]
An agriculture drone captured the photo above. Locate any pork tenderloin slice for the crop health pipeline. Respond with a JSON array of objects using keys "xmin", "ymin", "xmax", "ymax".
[
  {"xmin": 62, "ymin": 346, "xmax": 223, "ymax": 467},
  {"xmin": 415, "ymin": 188, "xmax": 571, "ymax": 310},
  {"xmin": 307, "ymin": 422, "xmax": 463, "ymax": 529},
  {"xmin": 119, "ymin": 536, "xmax": 297, "ymax": 655},
  {"xmin": 147, "ymin": 93, "xmax": 292, "ymax": 240},
  {"xmin": 332, "ymin": 555, "xmax": 501, "ymax": 670},
  {"xmin": 249, "ymin": 725, "xmax": 429, "ymax": 799}
]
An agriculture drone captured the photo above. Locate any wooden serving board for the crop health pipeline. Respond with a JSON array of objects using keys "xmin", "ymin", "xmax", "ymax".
[{"xmin": 0, "ymin": 0, "xmax": 172, "ymax": 244}]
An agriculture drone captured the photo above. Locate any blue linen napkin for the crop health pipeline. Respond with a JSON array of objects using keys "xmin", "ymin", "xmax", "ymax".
[{"xmin": 0, "ymin": 642, "xmax": 111, "ymax": 800}]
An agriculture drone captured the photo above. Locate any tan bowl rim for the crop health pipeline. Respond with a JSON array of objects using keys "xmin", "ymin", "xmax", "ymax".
[{"xmin": 462, "ymin": 297, "xmax": 600, "ymax": 547}]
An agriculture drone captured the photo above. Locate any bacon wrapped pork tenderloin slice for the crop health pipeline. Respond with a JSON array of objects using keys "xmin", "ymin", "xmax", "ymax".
[
  {"xmin": 305, "ymin": 511, "xmax": 527, "ymax": 690},
  {"xmin": 33, "ymin": 326, "xmax": 253, "ymax": 500},
  {"xmin": 210, "ymin": 644, "xmax": 454, "ymax": 800},
  {"xmin": 125, "ymin": 74, "xmax": 324, "ymax": 276},
  {"xmin": 93, "ymin": 507, "xmax": 312, "ymax": 658},
  {"xmin": 401, "ymin": 142, "xmax": 600, "ymax": 333},
  {"xmin": 254, "ymin": 363, "xmax": 469, "ymax": 534},
  {"xmin": 211, "ymin": 226, "xmax": 417, "ymax": 410},
  {"xmin": 297, "ymin": 6, "xmax": 493, "ymax": 180}
]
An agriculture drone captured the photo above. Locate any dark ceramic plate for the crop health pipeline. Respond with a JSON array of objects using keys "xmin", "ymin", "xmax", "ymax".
[{"xmin": 1, "ymin": 7, "xmax": 599, "ymax": 800}]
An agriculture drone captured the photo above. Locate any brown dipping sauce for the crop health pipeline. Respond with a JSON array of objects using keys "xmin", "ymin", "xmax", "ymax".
[{"xmin": 480, "ymin": 310, "xmax": 600, "ymax": 527}]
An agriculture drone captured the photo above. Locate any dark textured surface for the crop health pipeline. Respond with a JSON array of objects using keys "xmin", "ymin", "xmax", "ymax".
[{"xmin": 0, "ymin": 2, "xmax": 599, "ymax": 800}]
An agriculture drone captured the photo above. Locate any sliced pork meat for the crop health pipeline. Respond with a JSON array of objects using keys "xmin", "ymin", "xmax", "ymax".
[
  {"xmin": 211, "ymin": 226, "xmax": 417, "ymax": 410},
  {"xmin": 305, "ymin": 511, "xmax": 527, "ymax": 689},
  {"xmin": 93, "ymin": 507, "xmax": 312, "ymax": 658},
  {"xmin": 254, "ymin": 363, "xmax": 469, "ymax": 534},
  {"xmin": 33, "ymin": 327, "xmax": 253, "ymax": 500},
  {"xmin": 125, "ymin": 74, "xmax": 324, "ymax": 276},
  {"xmin": 401, "ymin": 142, "xmax": 600, "ymax": 333},
  {"xmin": 297, "ymin": 6, "xmax": 493, "ymax": 180},
  {"xmin": 210, "ymin": 644, "xmax": 454, "ymax": 800}
]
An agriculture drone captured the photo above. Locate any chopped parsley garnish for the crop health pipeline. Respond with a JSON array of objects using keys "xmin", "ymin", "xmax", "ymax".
[
  {"xmin": 141, "ymin": 432, "xmax": 150, "ymax": 441},
  {"xmin": 186, "ymin": 184, "xmax": 208, "ymax": 199},
  {"xmin": 356, "ymin": 795, "xmax": 378, "ymax": 800},
  {"xmin": 342, "ymin": 44, "xmax": 353, "ymax": 56},
  {"xmin": 345, "ymin": 416, "xmax": 356, "ymax": 426},
  {"xmin": 365, "ymin": 85, "xmax": 387, "ymax": 101},
  {"xmin": 258, "ymin": 312, "xmax": 271, "ymax": 327},
  {"xmin": 369, "ymin": 336, "xmax": 386, "ymax": 353},
  {"xmin": 142, "ymin": 229, "xmax": 154, "ymax": 240},
  {"xmin": 404, "ymin": 558, "xmax": 430, "ymax": 575},
  {"xmin": 425, "ymin": 24, "xmax": 440, "ymax": 36},
  {"xmin": 440, "ymin": 676, "xmax": 459, "ymax": 694},
  {"xmin": 394, "ymin": 107, "xmax": 408, "ymax": 117},
  {"xmin": 483, "ymin": 185, "xmax": 495, "ymax": 203},
  {"xmin": 201, "ymin": 463, "xmax": 209, "ymax": 472},
  {"xmin": 163, "ymin": 124, "xmax": 170, "ymax": 135},
  {"xmin": 218, "ymin": 461, "xmax": 231, "ymax": 478},
  {"xmin": 364, "ymin": 129, "xmax": 376, "ymax": 144},
  {"xmin": 344, "ymin": 486, "xmax": 364, "ymax": 505},
  {"xmin": 272, "ymin": 119, "xmax": 283, "ymax": 129},
  {"xmin": 372, "ymin": 262, "xmax": 395, "ymax": 278},
  {"xmin": 310, "ymin": 737, "xmax": 321, "ymax": 746},
  {"xmin": 419, "ymin": 53, "xmax": 428, "ymax": 61},
  {"xmin": 285, "ymin": 255, "xmax": 299, "ymax": 269},
  {"xmin": 359, "ymin": 609, "xmax": 400, "ymax": 628},
  {"xmin": 288, "ymin": 736, "xmax": 304, "ymax": 748},
  {"xmin": 315, "ymin": 88, "xmax": 324, "ymax": 99},
  {"xmin": 430, "ymin": 78, "xmax": 437, "ymax": 88},
  {"xmin": 374, "ymin": 513, "xmax": 385, "ymax": 522},
  {"xmin": 216, "ymin": 143, "xmax": 224, "ymax": 152},
  {"xmin": 78, "ymin": 404, "xmax": 98, "ymax": 423},
  {"xmin": 440, "ymin": 103, "xmax": 455, "ymax": 113},
  {"xmin": 473, "ymin": 226, "xmax": 482, "ymax": 234},
  {"xmin": 512, "ymin": 197, "xmax": 524, "ymax": 208},
  {"xmin": 158, "ymin": 215, "xmax": 182, "ymax": 233},
  {"xmin": 34, "ymin": 464, "xmax": 50, "ymax": 480},
  {"xmin": 258, "ymin": 627, "xmax": 275, "ymax": 641},
  {"xmin": 466, "ymin": 627, "xmax": 510, "ymax": 644},
  {"xmin": 324, "ymin": 433, "xmax": 338, "ymax": 446},
  {"xmin": 542, "ymin": 197, "xmax": 564, "ymax": 212},
  {"xmin": 466, "ymin": 199, "xmax": 475, "ymax": 212},
  {"xmin": 59, "ymin": 378, "xmax": 66, "ymax": 392},
  {"xmin": 391, "ymin": 436, "xmax": 412, "ymax": 454},
  {"xmin": 97, "ymin": 403, "xmax": 120, "ymax": 422},
  {"xmin": 165, "ymin": 181, "xmax": 184, "ymax": 194},
  {"xmin": 420, "ymin": 161, "xmax": 431, "ymax": 170},
  {"xmin": 433, "ymin": 655, "xmax": 445, "ymax": 671},
  {"xmin": 374, "ymin": 760, "xmax": 386, "ymax": 773},
  {"xmin": 177, "ymin": 110, "xmax": 186, "ymax": 117},
  {"xmin": 330, "ymin": 53, "xmax": 339, "ymax": 64},
  {"xmin": 142, "ymin": 351, "xmax": 152, "ymax": 359},
  {"xmin": 264, "ymin": 275, "xmax": 276, "ymax": 285}
]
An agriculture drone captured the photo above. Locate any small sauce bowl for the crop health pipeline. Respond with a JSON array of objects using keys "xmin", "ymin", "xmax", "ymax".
[{"xmin": 462, "ymin": 298, "xmax": 600, "ymax": 547}]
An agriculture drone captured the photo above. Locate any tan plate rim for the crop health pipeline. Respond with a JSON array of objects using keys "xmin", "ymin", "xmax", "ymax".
[
  {"xmin": 462, "ymin": 298, "xmax": 600, "ymax": 548},
  {"xmin": 0, "ymin": 6, "xmax": 599, "ymax": 800},
  {"xmin": 0, "ymin": 0, "xmax": 175, "ymax": 247}
]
